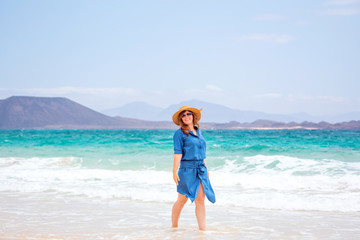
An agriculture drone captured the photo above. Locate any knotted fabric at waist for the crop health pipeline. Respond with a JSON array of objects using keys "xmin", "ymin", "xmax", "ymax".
[
  {"xmin": 179, "ymin": 160, "xmax": 206, "ymax": 174},
  {"xmin": 177, "ymin": 159, "xmax": 216, "ymax": 203}
]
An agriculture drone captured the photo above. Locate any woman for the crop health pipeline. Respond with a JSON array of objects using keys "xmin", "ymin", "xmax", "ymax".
[{"xmin": 171, "ymin": 105, "xmax": 216, "ymax": 231}]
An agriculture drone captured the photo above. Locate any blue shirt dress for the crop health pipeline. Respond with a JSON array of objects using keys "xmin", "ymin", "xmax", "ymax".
[{"xmin": 173, "ymin": 128, "xmax": 216, "ymax": 203}]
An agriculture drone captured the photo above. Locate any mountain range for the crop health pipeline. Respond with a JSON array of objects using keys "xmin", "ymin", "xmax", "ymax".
[
  {"xmin": 0, "ymin": 96, "xmax": 359, "ymax": 129},
  {"xmin": 103, "ymin": 99, "xmax": 360, "ymax": 123},
  {"xmin": 0, "ymin": 96, "xmax": 149, "ymax": 129}
]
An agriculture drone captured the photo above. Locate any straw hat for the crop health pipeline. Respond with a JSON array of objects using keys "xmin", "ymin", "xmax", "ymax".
[{"xmin": 172, "ymin": 105, "xmax": 202, "ymax": 125}]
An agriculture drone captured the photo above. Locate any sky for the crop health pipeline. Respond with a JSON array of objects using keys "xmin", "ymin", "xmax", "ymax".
[{"xmin": 1, "ymin": 0, "xmax": 359, "ymax": 116}]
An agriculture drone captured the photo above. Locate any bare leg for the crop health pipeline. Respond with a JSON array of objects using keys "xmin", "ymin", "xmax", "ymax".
[
  {"xmin": 172, "ymin": 193, "xmax": 188, "ymax": 228},
  {"xmin": 194, "ymin": 183, "xmax": 206, "ymax": 230}
]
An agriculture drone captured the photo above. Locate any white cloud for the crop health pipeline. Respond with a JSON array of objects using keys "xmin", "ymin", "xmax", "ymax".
[
  {"xmin": 293, "ymin": 20, "xmax": 310, "ymax": 26},
  {"xmin": 240, "ymin": 93, "xmax": 352, "ymax": 115},
  {"xmin": 287, "ymin": 94, "xmax": 346, "ymax": 103},
  {"xmin": 325, "ymin": 0, "xmax": 359, "ymax": 5},
  {"xmin": 0, "ymin": 87, "xmax": 141, "ymax": 97},
  {"xmin": 205, "ymin": 84, "xmax": 223, "ymax": 92},
  {"xmin": 0, "ymin": 87, "xmax": 143, "ymax": 111},
  {"xmin": 322, "ymin": 8, "xmax": 359, "ymax": 15},
  {"xmin": 239, "ymin": 34, "xmax": 295, "ymax": 44},
  {"xmin": 253, "ymin": 14, "xmax": 286, "ymax": 21},
  {"xmin": 321, "ymin": 0, "xmax": 359, "ymax": 16},
  {"xmin": 316, "ymin": 95, "xmax": 347, "ymax": 103},
  {"xmin": 251, "ymin": 93, "xmax": 347, "ymax": 103},
  {"xmin": 254, "ymin": 93, "xmax": 283, "ymax": 99}
]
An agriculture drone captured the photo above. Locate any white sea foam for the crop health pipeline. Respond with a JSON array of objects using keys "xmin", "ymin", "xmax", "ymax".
[{"xmin": 1, "ymin": 156, "xmax": 359, "ymax": 212}]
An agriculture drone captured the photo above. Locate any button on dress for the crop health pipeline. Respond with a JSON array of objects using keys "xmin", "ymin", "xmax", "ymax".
[{"xmin": 173, "ymin": 128, "xmax": 216, "ymax": 203}]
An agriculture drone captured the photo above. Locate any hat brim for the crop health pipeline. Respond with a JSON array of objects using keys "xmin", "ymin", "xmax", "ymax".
[{"xmin": 172, "ymin": 106, "xmax": 202, "ymax": 125}]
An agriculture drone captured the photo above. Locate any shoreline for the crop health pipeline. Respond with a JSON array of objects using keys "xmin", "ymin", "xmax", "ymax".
[
  {"xmin": 1, "ymin": 192, "xmax": 359, "ymax": 240},
  {"xmin": 1, "ymin": 127, "xmax": 359, "ymax": 130},
  {"xmin": 230, "ymin": 126, "xmax": 319, "ymax": 130}
]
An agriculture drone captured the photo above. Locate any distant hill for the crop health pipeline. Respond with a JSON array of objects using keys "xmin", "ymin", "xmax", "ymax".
[
  {"xmin": 0, "ymin": 96, "xmax": 130, "ymax": 129},
  {"xmin": 103, "ymin": 99, "xmax": 360, "ymax": 123},
  {"xmin": 159, "ymin": 100, "xmax": 283, "ymax": 123},
  {"xmin": 101, "ymin": 99, "xmax": 292, "ymax": 122},
  {"xmin": 208, "ymin": 119, "xmax": 360, "ymax": 130},
  {"xmin": 103, "ymin": 101, "xmax": 163, "ymax": 120},
  {"xmin": 0, "ymin": 96, "xmax": 359, "ymax": 129}
]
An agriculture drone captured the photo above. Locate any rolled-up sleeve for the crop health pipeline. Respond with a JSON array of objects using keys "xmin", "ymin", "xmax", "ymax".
[{"xmin": 173, "ymin": 130, "xmax": 183, "ymax": 154}]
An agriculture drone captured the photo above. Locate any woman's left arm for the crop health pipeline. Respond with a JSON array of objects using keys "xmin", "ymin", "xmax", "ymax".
[{"xmin": 204, "ymin": 159, "xmax": 209, "ymax": 177}]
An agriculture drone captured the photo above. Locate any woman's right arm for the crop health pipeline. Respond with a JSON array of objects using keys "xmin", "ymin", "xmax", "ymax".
[{"xmin": 173, "ymin": 154, "xmax": 182, "ymax": 185}]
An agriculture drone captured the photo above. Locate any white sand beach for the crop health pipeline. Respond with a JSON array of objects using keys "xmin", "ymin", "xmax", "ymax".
[{"xmin": 1, "ymin": 191, "xmax": 359, "ymax": 240}]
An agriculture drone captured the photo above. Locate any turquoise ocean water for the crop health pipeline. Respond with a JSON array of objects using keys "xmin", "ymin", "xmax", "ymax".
[{"xmin": 1, "ymin": 129, "xmax": 360, "ymax": 212}]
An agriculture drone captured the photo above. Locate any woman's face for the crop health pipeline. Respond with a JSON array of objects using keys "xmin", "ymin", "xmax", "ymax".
[{"xmin": 181, "ymin": 110, "xmax": 193, "ymax": 126}]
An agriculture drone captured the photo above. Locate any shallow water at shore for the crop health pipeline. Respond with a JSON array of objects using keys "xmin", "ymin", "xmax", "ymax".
[{"xmin": 1, "ymin": 192, "xmax": 359, "ymax": 240}]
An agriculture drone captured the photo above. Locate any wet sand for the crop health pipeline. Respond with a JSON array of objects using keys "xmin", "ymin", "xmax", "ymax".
[{"xmin": 1, "ymin": 192, "xmax": 359, "ymax": 240}]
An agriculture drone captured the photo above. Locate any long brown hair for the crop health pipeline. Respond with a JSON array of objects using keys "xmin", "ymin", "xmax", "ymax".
[{"xmin": 178, "ymin": 110, "xmax": 200, "ymax": 136}]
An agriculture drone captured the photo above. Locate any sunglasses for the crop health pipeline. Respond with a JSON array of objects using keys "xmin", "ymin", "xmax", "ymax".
[{"xmin": 181, "ymin": 112, "xmax": 193, "ymax": 118}]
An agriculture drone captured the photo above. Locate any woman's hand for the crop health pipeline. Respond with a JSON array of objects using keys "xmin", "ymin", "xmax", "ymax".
[
  {"xmin": 173, "ymin": 171, "xmax": 180, "ymax": 186},
  {"xmin": 204, "ymin": 159, "xmax": 209, "ymax": 178},
  {"xmin": 173, "ymin": 154, "xmax": 182, "ymax": 186}
]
